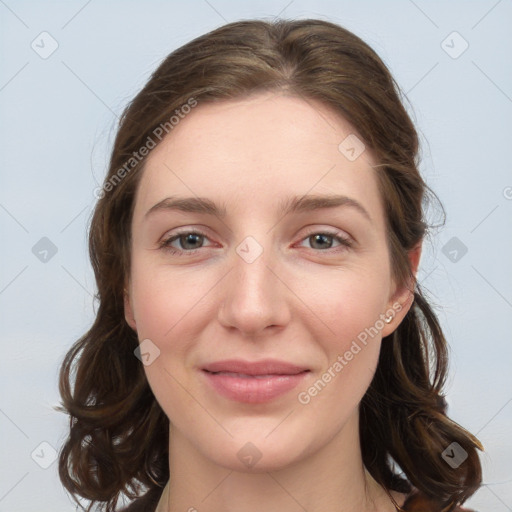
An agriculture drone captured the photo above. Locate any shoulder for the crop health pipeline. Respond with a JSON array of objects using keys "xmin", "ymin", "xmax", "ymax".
[
  {"xmin": 402, "ymin": 489, "xmax": 478, "ymax": 512},
  {"xmin": 116, "ymin": 486, "xmax": 164, "ymax": 512}
]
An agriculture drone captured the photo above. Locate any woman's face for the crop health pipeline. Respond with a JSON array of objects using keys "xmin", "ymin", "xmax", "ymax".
[{"xmin": 125, "ymin": 92, "xmax": 415, "ymax": 471}]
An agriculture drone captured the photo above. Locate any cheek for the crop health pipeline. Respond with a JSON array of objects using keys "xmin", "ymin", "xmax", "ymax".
[
  {"xmin": 302, "ymin": 269, "xmax": 389, "ymax": 398},
  {"xmin": 293, "ymin": 275, "xmax": 387, "ymax": 423},
  {"xmin": 129, "ymin": 259, "xmax": 203, "ymax": 341},
  {"xmin": 129, "ymin": 262, "xmax": 203, "ymax": 424},
  {"xmin": 304, "ymin": 265, "xmax": 391, "ymax": 345},
  {"xmin": 128, "ymin": 259, "xmax": 210, "ymax": 398}
]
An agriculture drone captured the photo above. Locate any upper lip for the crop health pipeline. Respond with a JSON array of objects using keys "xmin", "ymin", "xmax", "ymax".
[{"xmin": 202, "ymin": 359, "xmax": 309, "ymax": 376}]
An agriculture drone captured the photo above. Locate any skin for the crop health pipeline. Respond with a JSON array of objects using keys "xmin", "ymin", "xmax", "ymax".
[{"xmin": 124, "ymin": 92, "xmax": 421, "ymax": 512}]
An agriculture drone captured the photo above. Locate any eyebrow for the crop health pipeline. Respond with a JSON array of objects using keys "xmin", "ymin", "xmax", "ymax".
[{"xmin": 144, "ymin": 194, "xmax": 371, "ymax": 222}]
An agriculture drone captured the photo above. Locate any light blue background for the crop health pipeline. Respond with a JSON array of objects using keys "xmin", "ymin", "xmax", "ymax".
[{"xmin": 1, "ymin": 1, "xmax": 511, "ymax": 510}]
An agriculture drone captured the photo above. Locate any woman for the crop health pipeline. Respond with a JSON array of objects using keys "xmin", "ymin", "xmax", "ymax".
[{"xmin": 57, "ymin": 18, "xmax": 484, "ymax": 512}]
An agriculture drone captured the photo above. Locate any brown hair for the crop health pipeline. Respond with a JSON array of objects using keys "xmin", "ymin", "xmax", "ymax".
[{"xmin": 57, "ymin": 18, "xmax": 483, "ymax": 511}]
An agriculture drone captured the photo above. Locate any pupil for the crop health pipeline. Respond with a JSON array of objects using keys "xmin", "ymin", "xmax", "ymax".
[
  {"xmin": 312, "ymin": 234, "xmax": 332, "ymax": 249},
  {"xmin": 182, "ymin": 234, "xmax": 202, "ymax": 249}
]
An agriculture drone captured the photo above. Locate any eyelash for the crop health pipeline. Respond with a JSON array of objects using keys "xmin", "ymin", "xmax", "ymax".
[{"xmin": 158, "ymin": 229, "xmax": 353, "ymax": 257}]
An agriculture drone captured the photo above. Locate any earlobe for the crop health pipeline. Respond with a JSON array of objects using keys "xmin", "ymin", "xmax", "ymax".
[
  {"xmin": 124, "ymin": 288, "xmax": 137, "ymax": 331},
  {"xmin": 381, "ymin": 242, "xmax": 422, "ymax": 337}
]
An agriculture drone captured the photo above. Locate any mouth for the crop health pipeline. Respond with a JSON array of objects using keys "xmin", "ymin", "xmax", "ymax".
[
  {"xmin": 202, "ymin": 359, "xmax": 309, "ymax": 375},
  {"xmin": 201, "ymin": 359, "xmax": 310, "ymax": 403}
]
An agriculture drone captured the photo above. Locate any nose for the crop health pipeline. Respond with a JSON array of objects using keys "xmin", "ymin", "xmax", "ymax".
[{"xmin": 217, "ymin": 241, "xmax": 291, "ymax": 337}]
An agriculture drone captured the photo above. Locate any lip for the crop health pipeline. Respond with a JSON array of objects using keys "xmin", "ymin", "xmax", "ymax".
[{"xmin": 201, "ymin": 359, "xmax": 310, "ymax": 403}]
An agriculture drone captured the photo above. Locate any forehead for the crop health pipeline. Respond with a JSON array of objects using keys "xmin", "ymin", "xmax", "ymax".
[{"xmin": 133, "ymin": 92, "xmax": 385, "ymax": 226}]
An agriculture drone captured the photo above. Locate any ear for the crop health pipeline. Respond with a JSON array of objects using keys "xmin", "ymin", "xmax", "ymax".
[
  {"xmin": 381, "ymin": 242, "xmax": 422, "ymax": 338},
  {"xmin": 124, "ymin": 285, "xmax": 137, "ymax": 331}
]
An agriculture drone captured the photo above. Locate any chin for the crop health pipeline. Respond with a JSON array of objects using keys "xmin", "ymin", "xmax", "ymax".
[{"xmin": 203, "ymin": 429, "xmax": 315, "ymax": 474}]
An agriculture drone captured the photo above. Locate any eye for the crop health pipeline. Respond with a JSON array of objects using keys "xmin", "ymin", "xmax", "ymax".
[
  {"xmin": 296, "ymin": 230, "xmax": 353, "ymax": 252},
  {"xmin": 158, "ymin": 228, "xmax": 353, "ymax": 257},
  {"xmin": 159, "ymin": 230, "xmax": 214, "ymax": 256}
]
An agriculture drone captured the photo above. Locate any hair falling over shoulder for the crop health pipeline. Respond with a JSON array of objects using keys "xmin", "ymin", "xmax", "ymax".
[{"xmin": 57, "ymin": 18, "xmax": 483, "ymax": 512}]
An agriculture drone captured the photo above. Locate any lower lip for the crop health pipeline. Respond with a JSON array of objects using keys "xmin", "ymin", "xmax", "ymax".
[{"xmin": 202, "ymin": 370, "xmax": 309, "ymax": 403}]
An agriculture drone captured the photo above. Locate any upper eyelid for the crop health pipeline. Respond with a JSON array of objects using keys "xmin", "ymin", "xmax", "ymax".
[{"xmin": 161, "ymin": 228, "xmax": 215, "ymax": 245}]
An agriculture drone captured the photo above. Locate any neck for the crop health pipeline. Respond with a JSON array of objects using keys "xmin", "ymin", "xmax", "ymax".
[{"xmin": 157, "ymin": 412, "xmax": 401, "ymax": 512}]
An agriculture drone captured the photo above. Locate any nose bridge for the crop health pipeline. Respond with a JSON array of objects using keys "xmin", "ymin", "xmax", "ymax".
[
  {"xmin": 235, "ymin": 234, "xmax": 273, "ymax": 295},
  {"xmin": 217, "ymin": 233, "xmax": 289, "ymax": 334}
]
